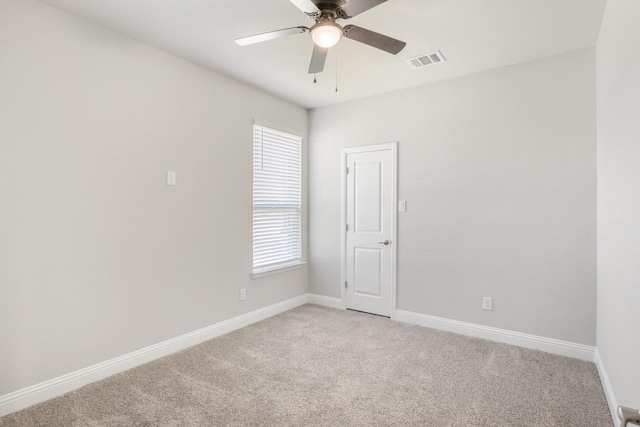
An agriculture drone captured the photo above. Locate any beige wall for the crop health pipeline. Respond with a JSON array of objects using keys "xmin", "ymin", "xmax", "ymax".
[
  {"xmin": 0, "ymin": 0, "xmax": 308, "ymax": 396},
  {"xmin": 309, "ymin": 49, "xmax": 597, "ymax": 345},
  {"xmin": 596, "ymin": 0, "xmax": 640, "ymax": 414}
]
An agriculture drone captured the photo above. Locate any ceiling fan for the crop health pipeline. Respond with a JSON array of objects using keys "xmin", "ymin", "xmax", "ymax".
[{"xmin": 235, "ymin": 0, "xmax": 406, "ymax": 74}]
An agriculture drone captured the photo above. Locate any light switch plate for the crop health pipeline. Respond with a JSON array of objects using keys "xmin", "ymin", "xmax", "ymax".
[{"xmin": 167, "ymin": 171, "xmax": 177, "ymax": 186}]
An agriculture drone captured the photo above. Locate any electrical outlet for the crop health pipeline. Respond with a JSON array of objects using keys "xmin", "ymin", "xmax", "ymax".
[
  {"xmin": 240, "ymin": 288, "xmax": 246, "ymax": 301},
  {"xmin": 483, "ymin": 297, "xmax": 493, "ymax": 311}
]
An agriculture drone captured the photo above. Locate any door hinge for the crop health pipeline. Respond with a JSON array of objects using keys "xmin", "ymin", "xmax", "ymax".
[
  {"xmin": 346, "ymin": 166, "xmax": 349, "ymax": 175},
  {"xmin": 345, "ymin": 281, "xmax": 348, "ymax": 289},
  {"xmin": 346, "ymin": 224, "xmax": 349, "ymax": 232}
]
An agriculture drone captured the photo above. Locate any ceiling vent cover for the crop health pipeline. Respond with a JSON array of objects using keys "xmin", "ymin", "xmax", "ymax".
[{"xmin": 408, "ymin": 51, "xmax": 445, "ymax": 69}]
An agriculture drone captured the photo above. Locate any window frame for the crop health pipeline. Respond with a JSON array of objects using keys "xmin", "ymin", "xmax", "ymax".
[{"xmin": 251, "ymin": 124, "xmax": 304, "ymax": 277}]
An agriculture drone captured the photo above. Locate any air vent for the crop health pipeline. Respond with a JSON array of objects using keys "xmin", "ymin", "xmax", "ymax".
[{"xmin": 407, "ymin": 50, "xmax": 445, "ymax": 69}]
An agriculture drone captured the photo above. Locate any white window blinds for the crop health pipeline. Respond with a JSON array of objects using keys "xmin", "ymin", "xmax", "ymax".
[{"xmin": 252, "ymin": 124, "xmax": 302, "ymax": 273}]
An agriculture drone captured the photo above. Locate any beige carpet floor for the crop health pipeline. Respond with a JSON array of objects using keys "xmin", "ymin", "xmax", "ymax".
[{"xmin": 0, "ymin": 304, "xmax": 612, "ymax": 426}]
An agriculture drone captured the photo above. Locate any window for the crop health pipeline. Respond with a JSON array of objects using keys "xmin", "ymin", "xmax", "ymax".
[{"xmin": 252, "ymin": 124, "xmax": 302, "ymax": 275}]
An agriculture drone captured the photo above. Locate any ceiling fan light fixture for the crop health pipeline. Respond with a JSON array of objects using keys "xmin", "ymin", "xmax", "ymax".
[{"xmin": 310, "ymin": 21, "xmax": 343, "ymax": 48}]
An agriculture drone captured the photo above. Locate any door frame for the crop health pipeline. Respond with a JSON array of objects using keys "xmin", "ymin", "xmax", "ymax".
[{"xmin": 341, "ymin": 142, "xmax": 398, "ymax": 319}]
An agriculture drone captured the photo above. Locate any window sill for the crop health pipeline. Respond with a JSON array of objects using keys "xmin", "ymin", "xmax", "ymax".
[{"xmin": 251, "ymin": 262, "xmax": 306, "ymax": 279}]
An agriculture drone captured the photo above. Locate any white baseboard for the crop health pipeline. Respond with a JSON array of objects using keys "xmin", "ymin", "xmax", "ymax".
[
  {"xmin": 0, "ymin": 295, "xmax": 607, "ymax": 421},
  {"xmin": 307, "ymin": 293, "xmax": 344, "ymax": 310},
  {"xmin": 0, "ymin": 294, "xmax": 309, "ymax": 418},
  {"xmin": 594, "ymin": 349, "xmax": 619, "ymax": 426},
  {"xmin": 395, "ymin": 309, "xmax": 596, "ymax": 362}
]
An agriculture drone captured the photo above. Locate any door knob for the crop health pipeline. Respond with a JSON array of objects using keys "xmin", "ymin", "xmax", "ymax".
[{"xmin": 378, "ymin": 240, "xmax": 390, "ymax": 245}]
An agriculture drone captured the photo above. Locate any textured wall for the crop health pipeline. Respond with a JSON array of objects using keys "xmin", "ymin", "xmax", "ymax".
[
  {"xmin": 0, "ymin": 0, "xmax": 308, "ymax": 396},
  {"xmin": 596, "ymin": 0, "xmax": 640, "ymax": 412},
  {"xmin": 309, "ymin": 49, "xmax": 597, "ymax": 345}
]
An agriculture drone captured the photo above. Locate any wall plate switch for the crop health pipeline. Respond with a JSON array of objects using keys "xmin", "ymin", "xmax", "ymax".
[
  {"xmin": 167, "ymin": 171, "xmax": 177, "ymax": 186},
  {"xmin": 399, "ymin": 200, "xmax": 407, "ymax": 212},
  {"xmin": 240, "ymin": 288, "xmax": 246, "ymax": 301},
  {"xmin": 483, "ymin": 297, "xmax": 493, "ymax": 311}
]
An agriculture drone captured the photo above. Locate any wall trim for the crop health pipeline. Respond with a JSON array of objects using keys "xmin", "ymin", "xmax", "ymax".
[
  {"xmin": 308, "ymin": 293, "xmax": 344, "ymax": 310},
  {"xmin": 0, "ymin": 294, "xmax": 309, "ymax": 418},
  {"xmin": 0, "ymin": 296, "xmax": 607, "ymax": 421},
  {"xmin": 395, "ymin": 309, "xmax": 596, "ymax": 362},
  {"xmin": 595, "ymin": 348, "xmax": 619, "ymax": 426}
]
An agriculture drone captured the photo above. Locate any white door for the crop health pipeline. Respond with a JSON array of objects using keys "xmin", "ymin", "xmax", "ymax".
[{"xmin": 344, "ymin": 143, "xmax": 396, "ymax": 317}]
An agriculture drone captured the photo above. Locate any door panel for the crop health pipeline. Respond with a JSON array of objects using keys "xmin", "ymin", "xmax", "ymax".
[
  {"xmin": 344, "ymin": 145, "xmax": 395, "ymax": 317},
  {"xmin": 354, "ymin": 161, "xmax": 382, "ymax": 233},
  {"xmin": 353, "ymin": 248, "xmax": 382, "ymax": 297}
]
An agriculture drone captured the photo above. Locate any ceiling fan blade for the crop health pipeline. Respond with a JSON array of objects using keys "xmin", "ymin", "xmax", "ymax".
[
  {"xmin": 308, "ymin": 44, "xmax": 328, "ymax": 74},
  {"xmin": 289, "ymin": 0, "xmax": 320, "ymax": 14},
  {"xmin": 235, "ymin": 26, "xmax": 308, "ymax": 46},
  {"xmin": 338, "ymin": 0, "xmax": 388, "ymax": 18},
  {"xmin": 343, "ymin": 25, "xmax": 406, "ymax": 54}
]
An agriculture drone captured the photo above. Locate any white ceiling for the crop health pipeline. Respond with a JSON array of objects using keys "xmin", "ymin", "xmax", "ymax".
[{"xmin": 38, "ymin": 0, "xmax": 607, "ymax": 109}]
